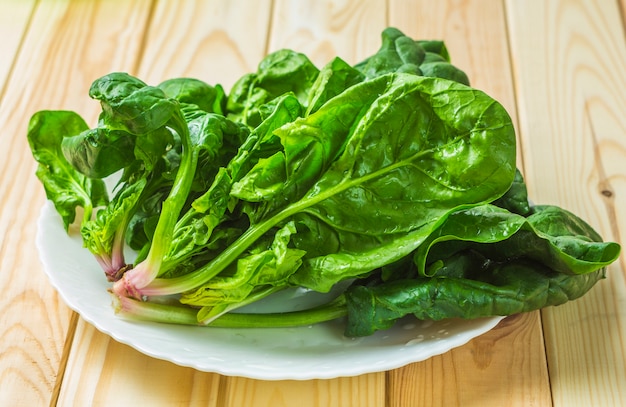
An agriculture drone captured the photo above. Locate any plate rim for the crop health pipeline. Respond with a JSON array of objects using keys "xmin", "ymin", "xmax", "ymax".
[{"xmin": 36, "ymin": 200, "xmax": 504, "ymax": 380}]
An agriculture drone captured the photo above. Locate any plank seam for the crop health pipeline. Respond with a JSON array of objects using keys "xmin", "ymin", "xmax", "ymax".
[
  {"xmin": 48, "ymin": 311, "xmax": 79, "ymax": 407},
  {"xmin": 131, "ymin": 0, "xmax": 159, "ymax": 77},
  {"xmin": 501, "ymin": 0, "xmax": 527, "ymax": 177},
  {"xmin": 263, "ymin": 0, "xmax": 276, "ymax": 56},
  {"xmin": 0, "ymin": 0, "xmax": 40, "ymax": 107},
  {"xmin": 502, "ymin": 2, "xmax": 554, "ymax": 404},
  {"xmin": 617, "ymin": 0, "xmax": 626, "ymax": 37}
]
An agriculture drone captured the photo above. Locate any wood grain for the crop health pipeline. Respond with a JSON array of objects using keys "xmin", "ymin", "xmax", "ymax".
[
  {"xmin": 137, "ymin": 0, "xmax": 274, "ymax": 90},
  {"xmin": 221, "ymin": 375, "xmax": 384, "ymax": 407},
  {"xmin": 386, "ymin": 313, "xmax": 550, "ymax": 407},
  {"xmin": 505, "ymin": 0, "xmax": 626, "ymax": 406},
  {"xmin": 57, "ymin": 320, "xmax": 224, "ymax": 406},
  {"xmin": 0, "ymin": 0, "xmax": 152, "ymax": 405},
  {"xmin": 1, "ymin": 0, "xmax": 624, "ymax": 405},
  {"xmin": 268, "ymin": 0, "xmax": 387, "ymax": 67},
  {"xmin": 0, "ymin": 0, "xmax": 36, "ymax": 99}
]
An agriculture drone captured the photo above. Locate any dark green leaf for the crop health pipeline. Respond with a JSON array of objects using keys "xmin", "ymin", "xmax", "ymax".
[
  {"xmin": 492, "ymin": 168, "xmax": 530, "ymax": 215},
  {"xmin": 233, "ymin": 73, "xmax": 515, "ymax": 291},
  {"xmin": 89, "ymin": 72, "xmax": 178, "ymax": 135},
  {"xmin": 158, "ymin": 77, "xmax": 226, "ymax": 115},
  {"xmin": 226, "ymin": 50, "xmax": 318, "ymax": 127},
  {"xmin": 414, "ymin": 204, "xmax": 621, "ymax": 278},
  {"xmin": 61, "ymin": 127, "xmax": 136, "ymax": 178},
  {"xmin": 344, "ymin": 262, "xmax": 605, "ymax": 337}
]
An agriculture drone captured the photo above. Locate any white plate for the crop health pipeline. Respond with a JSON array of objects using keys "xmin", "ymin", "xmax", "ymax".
[{"xmin": 36, "ymin": 201, "xmax": 503, "ymax": 380}]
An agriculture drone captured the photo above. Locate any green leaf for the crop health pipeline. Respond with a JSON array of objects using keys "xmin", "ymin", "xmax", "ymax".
[
  {"xmin": 414, "ymin": 204, "xmax": 621, "ymax": 278},
  {"xmin": 219, "ymin": 73, "xmax": 516, "ymax": 293},
  {"xmin": 81, "ymin": 178, "xmax": 147, "ymax": 278},
  {"xmin": 227, "ymin": 92, "xmax": 303, "ymax": 183},
  {"xmin": 344, "ymin": 262, "xmax": 606, "ymax": 337},
  {"xmin": 27, "ymin": 110, "xmax": 108, "ymax": 229},
  {"xmin": 305, "ymin": 57, "xmax": 365, "ymax": 115},
  {"xmin": 296, "ymin": 74, "xmax": 515, "ymax": 234},
  {"xmin": 416, "ymin": 40, "xmax": 450, "ymax": 61},
  {"xmin": 492, "ymin": 168, "xmax": 530, "ymax": 215},
  {"xmin": 158, "ymin": 77, "xmax": 226, "ymax": 115},
  {"xmin": 180, "ymin": 222, "xmax": 306, "ymax": 322},
  {"xmin": 61, "ymin": 127, "xmax": 136, "ymax": 178},
  {"xmin": 226, "ymin": 49, "xmax": 318, "ymax": 127},
  {"xmin": 89, "ymin": 72, "xmax": 178, "ymax": 135},
  {"xmin": 419, "ymin": 61, "xmax": 470, "ymax": 86},
  {"xmin": 355, "ymin": 27, "xmax": 425, "ymax": 78},
  {"xmin": 354, "ymin": 27, "xmax": 469, "ymax": 85}
]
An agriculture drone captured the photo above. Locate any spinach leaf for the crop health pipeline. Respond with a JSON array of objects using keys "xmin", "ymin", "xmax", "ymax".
[
  {"xmin": 88, "ymin": 73, "xmax": 178, "ymax": 172},
  {"xmin": 158, "ymin": 77, "xmax": 226, "ymax": 115},
  {"xmin": 355, "ymin": 27, "xmax": 469, "ymax": 85},
  {"xmin": 416, "ymin": 40, "xmax": 450, "ymax": 60},
  {"xmin": 354, "ymin": 27, "xmax": 425, "ymax": 78},
  {"xmin": 60, "ymin": 127, "xmax": 137, "ymax": 179},
  {"xmin": 89, "ymin": 73, "xmax": 178, "ymax": 135},
  {"xmin": 27, "ymin": 110, "xmax": 108, "ymax": 230},
  {"xmin": 342, "ymin": 203, "xmax": 620, "ymax": 336},
  {"xmin": 492, "ymin": 168, "xmax": 530, "ymax": 215},
  {"xmin": 226, "ymin": 49, "xmax": 319, "ymax": 127},
  {"xmin": 151, "ymin": 72, "xmax": 516, "ymax": 303},
  {"xmin": 413, "ymin": 204, "xmax": 621, "ymax": 278},
  {"xmin": 305, "ymin": 57, "xmax": 365, "ymax": 116},
  {"xmin": 81, "ymin": 179, "xmax": 146, "ymax": 279},
  {"xmin": 181, "ymin": 221, "xmax": 306, "ymax": 323},
  {"xmin": 344, "ymin": 261, "xmax": 606, "ymax": 337}
]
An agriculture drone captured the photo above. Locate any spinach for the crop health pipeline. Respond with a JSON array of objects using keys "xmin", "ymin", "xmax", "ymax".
[
  {"xmin": 344, "ymin": 262, "xmax": 606, "ymax": 337},
  {"xmin": 28, "ymin": 28, "xmax": 620, "ymax": 337},
  {"xmin": 158, "ymin": 77, "xmax": 226, "ymax": 115},
  {"xmin": 27, "ymin": 110, "xmax": 108, "ymax": 229},
  {"xmin": 169, "ymin": 73, "xmax": 516, "ymax": 315},
  {"xmin": 226, "ymin": 49, "xmax": 319, "ymax": 127},
  {"xmin": 355, "ymin": 27, "xmax": 470, "ymax": 85},
  {"xmin": 342, "ymin": 201, "xmax": 620, "ymax": 336}
]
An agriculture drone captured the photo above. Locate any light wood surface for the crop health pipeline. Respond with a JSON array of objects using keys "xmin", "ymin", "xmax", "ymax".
[{"xmin": 0, "ymin": 1, "xmax": 623, "ymax": 406}]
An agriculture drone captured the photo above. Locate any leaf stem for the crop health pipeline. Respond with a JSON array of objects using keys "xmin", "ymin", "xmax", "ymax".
[
  {"xmin": 113, "ymin": 293, "xmax": 348, "ymax": 328},
  {"xmin": 112, "ymin": 111, "xmax": 198, "ymax": 297}
]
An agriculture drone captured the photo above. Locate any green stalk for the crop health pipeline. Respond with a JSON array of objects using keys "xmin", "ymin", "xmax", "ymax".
[
  {"xmin": 138, "ymin": 178, "xmax": 353, "ymax": 297},
  {"xmin": 113, "ymin": 294, "xmax": 348, "ymax": 328},
  {"xmin": 112, "ymin": 111, "xmax": 198, "ymax": 297},
  {"xmin": 140, "ymin": 145, "xmax": 438, "ymax": 298},
  {"xmin": 196, "ymin": 285, "xmax": 285, "ymax": 324}
]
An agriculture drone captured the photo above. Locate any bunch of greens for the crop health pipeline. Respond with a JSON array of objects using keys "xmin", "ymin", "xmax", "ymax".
[{"xmin": 28, "ymin": 28, "xmax": 620, "ymax": 337}]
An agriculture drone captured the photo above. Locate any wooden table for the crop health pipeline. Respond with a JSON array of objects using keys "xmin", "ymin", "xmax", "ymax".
[{"xmin": 1, "ymin": 0, "xmax": 624, "ymax": 406}]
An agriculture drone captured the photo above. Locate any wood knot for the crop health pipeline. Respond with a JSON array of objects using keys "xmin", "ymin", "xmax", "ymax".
[{"xmin": 600, "ymin": 189, "xmax": 613, "ymax": 198}]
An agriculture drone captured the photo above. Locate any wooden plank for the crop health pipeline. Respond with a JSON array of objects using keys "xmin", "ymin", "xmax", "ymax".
[
  {"xmin": 219, "ymin": 1, "xmax": 389, "ymax": 405},
  {"xmin": 0, "ymin": 0, "xmax": 36, "ymax": 99},
  {"xmin": 267, "ymin": 0, "xmax": 387, "ymax": 67},
  {"xmin": 0, "ymin": 0, "xmax": 153, "ymax": 405},
  {"xmin": 387, "ymin": 313, "xmax": 550, "ymax": 407},
  {"xmin": 505, "ymin": 0, "xmax": 626, "ymax": 406},
  {"xmin": 137, "ymin": 0, "xmax": 274, "ymax": 90},
  {"xmin": 386, "ymin": 1, "xmax": 552, "ymax": 405},
  {"xmin": 222, "ymin": 375, "xmax": 384, "ymax": 407},
  {"xmin": 58, "ymin": 321, "xmax": 223, "ymax": 406}
]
